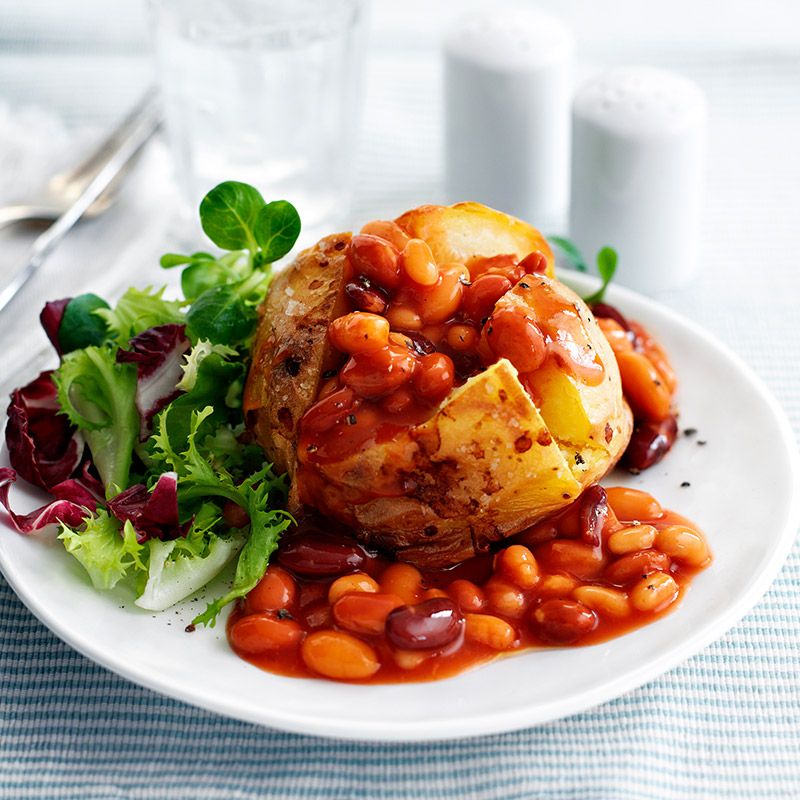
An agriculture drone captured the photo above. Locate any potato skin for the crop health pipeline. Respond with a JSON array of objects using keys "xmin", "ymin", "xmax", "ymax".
[{"xmin": 243, "ymin": 233, "xmax": 351, "ymax": 478}]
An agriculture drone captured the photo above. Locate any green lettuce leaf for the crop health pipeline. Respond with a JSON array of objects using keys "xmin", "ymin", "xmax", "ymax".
[
  {"xmin": 153, "ymin": 354, "xmax": 245, "ymax": 464},
  {"xmin": 95, "ymin": 287, "xmax": 185, "ymax": 345},
  {"xmin": 135, "ymin": 505, "xmax": 244, "ymax": 612},
  {"xmin": 152, "ymin": 407, "xmax": 292, "ymax": 627},
  {"xmin": 191, "ymin": 467, "xmax": 293, "ymax": 628},
  {"xmin": 177, "ymin": 340, "xmax": 238, "ymax": 392},
  {"xmin": 59, "ymin": 512, "xmax": 144, "ymax": 590},
  {"xmin": 53, "ymin": 345, "xmax": 139, "ymax": 494}
]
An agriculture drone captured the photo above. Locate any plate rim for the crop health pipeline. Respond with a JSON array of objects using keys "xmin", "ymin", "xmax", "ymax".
[{"xmin": 1, "ymin": 271, "xmax": 798, "ymax": 742}]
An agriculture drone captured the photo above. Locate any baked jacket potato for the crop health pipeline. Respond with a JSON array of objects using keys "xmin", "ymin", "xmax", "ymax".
[{"xmin": 244, "ymin": 203, "xmax": 632, "ymax": 567}]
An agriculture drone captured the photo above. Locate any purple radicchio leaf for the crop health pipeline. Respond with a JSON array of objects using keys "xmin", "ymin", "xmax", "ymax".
[
  {"xmin": 77, "ymin": 461, "xmax": 105, "ymax": 500},
  {"xmin": 0, "ymin": 467, "xmax": 96, "ymax": 533},
  {"xmin": 5, "ymin": 370, "xmax": 84, "ymax": 491},
  {"xmin": 39, "ymin": 298, "xmax": 71, "ymax": 356},
  {"xmin": 106, "ymin": 471, "xmax": 187, "ymax": 542},
  {"xmin": 116, "ymin": 324, "xmax": 190, "ymax": 440}
]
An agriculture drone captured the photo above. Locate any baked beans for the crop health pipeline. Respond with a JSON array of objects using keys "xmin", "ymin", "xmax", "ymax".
[
  {"xmin": 230, "ymin": 485, "xmax": 710, "ymax": 682},
  {"xmin": 227, "ymin": 226, "xmax": 710, "ymax": 683}
]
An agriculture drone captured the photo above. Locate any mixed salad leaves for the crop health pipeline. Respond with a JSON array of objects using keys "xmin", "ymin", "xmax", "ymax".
[{"xmin": 0, "ymin": 181, "xmax": 300, "ymax": 627}]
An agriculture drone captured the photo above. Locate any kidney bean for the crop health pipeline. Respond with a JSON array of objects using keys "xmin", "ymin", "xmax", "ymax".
[
  {"xmin": 278, "ymin": 534, "xmax": 367, "ymax": 577},
  {"xmin": 350, "ymin": 234, "xmax": 401, "ymax": 290},
  {"xmin": 579, "ymin": 484, "xmax": 608, "ymax": 548},
  {"xmin": 623, "ymin": 414, "xmax": 678, "ymax": 471},
  {"xmin": 531, "ymin": 599, "xmax": 597, "ymax": 644},
  {"xmin": 302, "ymin": 598, "xmax": 333, "ymax": 629},
  {"xmin": 222, "ymin": 501, "xmax": 250, "ymax": 529},
  {"xmin": 345, "ymin": 281, "xmax": 388, "ymax": 315},
  {"xmin": 297, "ymin": 578, "xmax": 328, "ymax": 607},
  {"xmin": 386, "ymin": 598, "xmax": 465, "ymax": 651},
  {"xmin": 590, "ymin": 302, "xmax": 632, "ymax": 331}
]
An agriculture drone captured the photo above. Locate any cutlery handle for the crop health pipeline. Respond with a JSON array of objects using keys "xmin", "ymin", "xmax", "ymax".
[{"xmin": 0, "ymin": 89, "xmax": 161, "ymax": 315}]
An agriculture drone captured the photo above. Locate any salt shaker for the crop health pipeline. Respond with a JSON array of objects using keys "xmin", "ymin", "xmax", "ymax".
[
  {"xmin": 569, "ymin": 67, "xmax": 707, "ymax": 294},
  {"xmin": 444, "ymin": 9, "xmax": 574, "ymax": 230}
]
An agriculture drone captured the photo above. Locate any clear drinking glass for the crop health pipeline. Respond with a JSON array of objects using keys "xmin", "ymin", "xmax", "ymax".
[{"xmin": 149, "ymin": 0, "xmax": 366, "ymax": 241}]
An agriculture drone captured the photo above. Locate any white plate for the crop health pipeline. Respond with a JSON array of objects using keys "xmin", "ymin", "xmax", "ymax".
[{"xmin": 1, "ymin": 273, "xmax": 798, "ymax": 742}]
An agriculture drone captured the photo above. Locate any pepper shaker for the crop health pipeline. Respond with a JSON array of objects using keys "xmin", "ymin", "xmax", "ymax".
[
  {"xmin": 444, "ymin": 8, "xmax": 574, "ymax": 230},
  {"xmin": 569, "ymin": 67, "xmax": 707, "ymax": 294}
]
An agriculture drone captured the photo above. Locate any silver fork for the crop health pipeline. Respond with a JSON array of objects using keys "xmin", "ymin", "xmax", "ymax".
[
  {"xmin": 0, "ymin": 89, "xmax": 162, "ymax": 314},
  {"xmin": 0, "ymin": 90, "xmax": 160, "ymax": 233}
]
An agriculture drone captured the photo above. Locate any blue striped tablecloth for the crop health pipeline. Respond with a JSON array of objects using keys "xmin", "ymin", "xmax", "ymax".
[{"xmin": 1, "ymin": 2, "xmax": 799, "ymax": 797}]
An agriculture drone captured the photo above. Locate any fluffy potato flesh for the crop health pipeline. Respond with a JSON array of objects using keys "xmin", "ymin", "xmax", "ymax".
[{"xmin": 245, "ymin": 203, "xmax": 632, "ymax": 567}]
